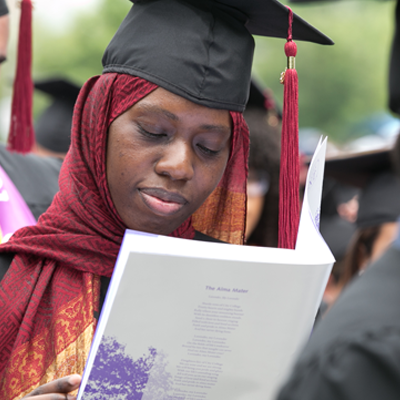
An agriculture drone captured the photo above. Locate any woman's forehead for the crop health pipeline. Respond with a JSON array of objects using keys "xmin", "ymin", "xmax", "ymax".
[{"xmin": 132, "ymin": 88, "xmax": 232, "ymax": 132}]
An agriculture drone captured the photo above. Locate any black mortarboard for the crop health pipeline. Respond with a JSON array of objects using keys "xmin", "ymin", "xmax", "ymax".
[
  {"xmin": 325, "ymin": 144, "xmax": 400, "ymax": 228},
  {"xmin": 103, "ymin": 0, "xmax": 333, "ymax": 112},
  {"xmin": 247, "ymin": 80, "xmax": 268, "ymax": 110},
  {"xmin": 324, "ymin": 148, "xmax": 393, "ymax": 188},
  {"xmin": 246, "ymin": 79, "xmax": 282, "ymax": 118},
  {"xmin": 34, "ymin": 78, "xmax": 80, "ymax": 154},
  {"xmin": 357, "ymin": 171, "xmax": 400, "ymax": 228}
]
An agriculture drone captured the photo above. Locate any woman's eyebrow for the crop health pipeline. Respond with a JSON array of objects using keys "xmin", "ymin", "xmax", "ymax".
[
  {"xmin": 199, "ymin": 124, "xmax": 231, "ymax": 134},
  {"xmin": 137, "ymin": 103, "xmax": 179, "ymax": 121},
  {"xmin": 137, "ymin": 104, "xmax": 230, "ymax": 134}
]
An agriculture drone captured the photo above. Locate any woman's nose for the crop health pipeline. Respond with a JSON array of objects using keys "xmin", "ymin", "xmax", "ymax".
[{"xmin": 155, "ymin": 140, "xmax": 194, "ymax": 181}]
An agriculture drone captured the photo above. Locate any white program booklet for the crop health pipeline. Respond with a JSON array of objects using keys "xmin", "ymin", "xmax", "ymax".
[{"xmin": 78, "ymin": 138, "xmax": 334, "ymax": 400}]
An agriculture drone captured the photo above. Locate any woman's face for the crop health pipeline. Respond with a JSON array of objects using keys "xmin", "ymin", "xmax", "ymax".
[{"xmin": 107, "ymin": 87, "xmax": 232, "ymax": 235}]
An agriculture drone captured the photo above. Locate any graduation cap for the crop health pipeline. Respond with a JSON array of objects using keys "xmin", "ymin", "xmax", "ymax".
[
  {"xmin": 324, "ymin": 148, "xmax": 393, "ymax": 188},
  {"xmin": 34, "ymin": 78, "xmax": 80, "ymax": 154},
  {"xmin": 247, "ymin": 80, "xmax": 268, "ymax": 110},
  {"xmin": 325, "ymin": 144, "xmax": 400, "ymax": 229},
  {"xmin": 103, "ymin": 0, "xmax": 333, "ymax": 248},
  {"xmin": 246, "ymin": 79, "xmax": 282, "ymax": 119},
  {"xmin": 103, "ymin": 0, "xmax": 333, "ymax": 112},
  {"xmin": 357, "ymin": 170, "xmax": 400, "ymax": 229}
]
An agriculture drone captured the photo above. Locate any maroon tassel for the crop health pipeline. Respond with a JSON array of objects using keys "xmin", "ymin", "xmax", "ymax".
[
  {"xmin": 278, "ymin": 7, "xmax": 300, "ymax": 249},
  {"xmin": 8, "ymin": 0, "xmax": 34, "ymax": 153}
]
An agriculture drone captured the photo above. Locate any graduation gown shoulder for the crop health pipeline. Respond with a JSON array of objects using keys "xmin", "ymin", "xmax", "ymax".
[
  {"xmin": 277, "ymin": 244, "xmax": 400, "ymax": 400},
  {"xmin": 0, "ymin": 144, "xmax": 62, "ymax": 220}
]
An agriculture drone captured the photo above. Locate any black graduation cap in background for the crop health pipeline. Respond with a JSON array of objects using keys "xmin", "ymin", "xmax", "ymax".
[
  {"xmin": 356, "ymin": 170, "xmax": 400, "ymax": 228},
  {"xmin": 246, "ymin": 79, "xmax": 282, "ymax": 118},
  {"xmin": 325, "ymin": 145, "xmax": 400, "ymax": 229},
  {"xmin": 324, "ymin": 148, "xmax": 393, "ymax": 189},
  {"xmin": 103, "ymin": 0, "xmax": 333, "ymax": 112},
  {"xmin": 34, "ymin": 78, "xmax": 80, "ymax": 154},
  {"xmin": 247, "ymin": 80, "xmax": 267, "ymax": 110}
]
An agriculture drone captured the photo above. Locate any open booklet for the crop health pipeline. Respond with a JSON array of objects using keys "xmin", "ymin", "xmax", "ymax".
[{"xmin": 78, "ymin": 138, "xmax": 334, "ymax": 400}]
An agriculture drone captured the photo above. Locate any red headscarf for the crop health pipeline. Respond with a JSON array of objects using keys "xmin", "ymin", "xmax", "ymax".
[{"xmin": 0, "ymin": 74, "xmax": 249, "ymax": 399}]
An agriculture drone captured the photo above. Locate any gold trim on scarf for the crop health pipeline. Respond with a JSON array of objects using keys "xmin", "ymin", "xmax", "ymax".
[
  {"xmin": 13, "ymin": 322, "xmax": 95, "ymax": 400},
  {"xmin": 193, "ymin": 187, "xmax": 246, "ymax": 245},
  {"xmin": 1, "ymin": 275, "xmax": 100, "ymax": 400}
]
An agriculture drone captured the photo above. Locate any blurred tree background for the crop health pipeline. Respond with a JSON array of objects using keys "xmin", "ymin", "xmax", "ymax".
[
  {"xmin": 0, "ymin": 0, "xmax": 396, "ymax": 145},
  {"xmin": 252, "ymin": 0, "xmax": 396, "ymax": 144}
]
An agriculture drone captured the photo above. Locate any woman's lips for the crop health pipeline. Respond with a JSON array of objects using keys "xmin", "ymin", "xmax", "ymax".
[{"xmin": 139, "ymin": 188, "xmax": 187, "ymax": 216}]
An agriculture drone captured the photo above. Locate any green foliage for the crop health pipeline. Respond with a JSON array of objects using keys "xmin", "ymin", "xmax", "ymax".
[
  {"xmin": 32, "ymin": 0, "xmax": 130, "ymax": 84},
  {"xmin": 253, "ymin": 1, "xmax": 396, "ymax": 143}
]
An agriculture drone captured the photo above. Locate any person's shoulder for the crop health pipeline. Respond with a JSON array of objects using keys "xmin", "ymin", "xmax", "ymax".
[
  {"xmin": 193, "ymin": 231, "xmax": 225, "ymax": 243},
  {"xmin": 307, "ymin": 245, "xmax": 400, "ymax": 357},
  {"xmin": 277, "ymin": 246, "xmax": 400, "ymax": 400},
  {"xmin": 24, "ymin": 152, "xmax": 63, "ymax": 173},
  {"xmin": 315, "ymin": 246, "xmax": 400, "ymax": 343},
  {"xmin": 0, "ymin": 144, "xmax": 62, "ymax": 174}
]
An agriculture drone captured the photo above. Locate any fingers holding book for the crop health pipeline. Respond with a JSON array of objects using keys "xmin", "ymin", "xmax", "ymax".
[{"xmin": 22, "ymin": 374, "xmax": 81, "ymax": 400}]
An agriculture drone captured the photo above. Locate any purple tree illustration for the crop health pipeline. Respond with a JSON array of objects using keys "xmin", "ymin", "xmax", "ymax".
[
  {"xmin": 142, "ymin": 350, "xmax": 180, "ymax": 400},
  {"xmin": 82, "ymin": 336, "xmax": 157, "ymax": 400}
]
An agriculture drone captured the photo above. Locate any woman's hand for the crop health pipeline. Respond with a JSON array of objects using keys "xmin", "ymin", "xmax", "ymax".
[{"xmin": 22, "ymin": 374, "xmax": 81, "ymax": 399}]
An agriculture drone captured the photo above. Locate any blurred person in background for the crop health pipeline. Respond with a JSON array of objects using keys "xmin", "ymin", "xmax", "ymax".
[
  {"xmin": 276, "ymin": 1, "xmax": 400, "ymax": 395},
  {"xmin": 319, "ymin": 177, "xmax": 357, "ymax": 309},
  {"xmin": 340, "ymin": 168, "xmax": 400, "ymax": 285},
  {"xmin": 336, "ymin": 193, "xmax": 358, "ymax": 222},
  {"xmin": 323, "ymin": 147, "xmax": 400, "ymax": 289},
  {"xmin": 0, "ymin": 0, "xmax": 76, "ymax": 228},
  {"xmin": 0, "ymin": 0, "xmax": 77, "ymax": 234},
  {"xmin": 244, "ymin": 80, "xmax": 281, "ymax": 247},
  {"xmin": 277, "ymin": 137, "xmax": 400, "ymax": 400},
  {"xmin": 316, "ymin": 148, "xmax": 400, "ymax": 316},
  {"xmin": 0, "ymin": 78, "xmax": 78, "ymax": 221}
]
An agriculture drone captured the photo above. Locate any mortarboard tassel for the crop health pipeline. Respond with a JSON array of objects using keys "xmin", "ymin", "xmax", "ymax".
[
  {"xmin": 278, "ymin": 7, "xmax": 300, "ymax": 249},
  {"xmin": 8, "ymin": 0, "xmax": 34, "ymax": 153}
]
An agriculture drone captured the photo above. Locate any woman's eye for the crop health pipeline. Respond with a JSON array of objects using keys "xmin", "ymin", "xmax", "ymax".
[
  {"xmin": 197, "ymin": 143, "xmax": 220, "ymax": 156},
  {"xmin": 137, "ymin": 124, "xmax": 166, "ymax": 138}
]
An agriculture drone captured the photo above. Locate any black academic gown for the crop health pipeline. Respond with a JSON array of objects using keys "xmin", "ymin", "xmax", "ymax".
[
  {"xmin": 0, "ymin": 145, "xmax": 62, "ymax": 220},
  {"xmin": 276, "ymin": 241, "xmax": 400, "ymax": 400}
]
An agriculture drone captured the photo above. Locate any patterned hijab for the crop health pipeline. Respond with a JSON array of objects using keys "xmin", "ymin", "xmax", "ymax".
[{"xmin": 0, "ymin": 74, "xmax": 249, "ymax": 399}]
